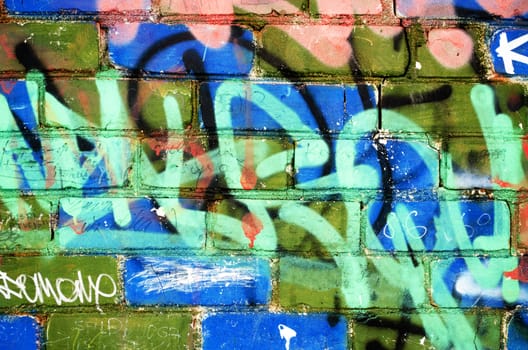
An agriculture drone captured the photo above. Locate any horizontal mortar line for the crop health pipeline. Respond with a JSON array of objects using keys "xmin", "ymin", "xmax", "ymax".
[{"xmin": 0, "ymin": 14, "xmax": 526, "ymax": 27}]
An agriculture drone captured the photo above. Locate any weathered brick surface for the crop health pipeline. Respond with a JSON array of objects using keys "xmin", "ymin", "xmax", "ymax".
[
  {"xmin": 365, "ymin": 199, "xmax": 510, "ymax": 252},
  {"xmin": 353, "ymin": 311, "xmax": 501, "ymax": 349},
  {"xmin": 0, "ymin": 315, "xmax": 40, "ymax": 350},
  {"xmin": 44, "ymin": 78, "xmax": 193, "ymax": 130},
  {"xmin": 108, "ymin": 23, "xmax": 254, "ymax": 75},
  {"xmin": 0, "ymin": 23, "xmax": 98, "ymax": 72},
  {"xmin": 5, "ymin": 0, "xmax": 152, "ymax": 13},
  {"xmin": 209, "ymin": 199, "xmax": 360, "ymax": 252},
  {"xmin": 57, "ymin": 197, "xmax": 205, "ymax": 250},
  {"xmin": 396, "ymin": 0, "xmax": 528, "ymax": 18},
  {"xmin": 46, "ymin": 313, "xmax": 193, "ymax": 349},
  {"xmin": 0, "ymin": 0, "xmax": 528, "ymax": 348},
  {"xmin": 141, "ymin": 135, "xmax": 292, "ymax": 190},
  {"xmin": 124, "ymin": 256, "xmax": 271, "ymax": 306},
  {"xmin": 160, "ymin": 0, "xmax": 305, "ymax": 15},
  {"xmin": 0, "ymin": 256, "xmax": 120, "ymax": 307},
  {"xmin": 0, "ymin": 135, "xmax": 133, "ymax": 190},
  {"xmin": 279, "ymin": 255, "xmax": 427, "ymax": 308},
  {"xmin": 260, "ymin": 25, "xmax": 409, "ymax": 76},
  {"xmin": 202, "ymin": 312, "xmax": 347, "ymax": 349},
  {"xmin": 0, "ymin": 197, "xmax": 51, "ymax": 252}
]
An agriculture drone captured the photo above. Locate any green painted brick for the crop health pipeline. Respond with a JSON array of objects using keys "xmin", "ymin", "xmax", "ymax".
[
  {"xmin": 309, "ymin": 0, "xmax": 382, "ymax": 15},
  {"xmin": 381, "ymin": 82, "xmax": 527, "ymax": 136},
  {"xmin": 46, "ymin": 313, "xmax": 194, "ymax": 349},
  {"xmin": 141, "ymin": 135, "xmax": 292, "ymax": 190},
  {"xmin": 353, "ymin": 311, "xmax": 501, "ymax": 350},
  {"xmin": 0, "ymin": 23, "xmax": 99, "ymax": 72},
  {"xmin": 209, "ymin": 199, "xmax": 360, "ymax": 252},
  {"xmin": 443, "ymin": 137, "xmax": 525, "ymax": 189},
  {"xmin": 44, "ymin": 78, "xmax": 193, "ymax": 130},
  {"xmin": 260, "ymin": 25, "xmax": 408, "ymax": 76},
  {"xmin": 279, "ymin": 255, "xmax": 427, "ymax": 309},
  {"xmin": 0, "ymin": 256, "xmax": 120, "ymax": 307},
  {"xmin": 414, "ymin": 26, "xmax": 486, "ymax": 78},
  {"xmin": 159, "ymin": 0, "xmax": 306, "ymax": 15},
  {"xmin": 0, "ymin": 197, "xmax": 51, "ymax": 252}
]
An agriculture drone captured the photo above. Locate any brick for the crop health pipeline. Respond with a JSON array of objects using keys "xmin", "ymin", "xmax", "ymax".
[
  {"xmin": 353, "ymin": 311, "xmax": 501, "ymax": 350},
  {"xmin": 310, "ymin": 0, "xmax": 382, "ymax": 15},
  {"xmin": 57, "ymin": 197, "xmax": 205, "ymax": 250},
  {"xmin": 0, "ymin": 23, "xmax": 98, "ymax": 72},
  {"xmin": 160, "ymin": 0, "xmax": 305, "ymax": 15},
  {"xmin": 0, "ymin": 135, "xmax": 132, "ymax": 190},
  {"xmin": 443, "ymin": 137, "xmax": 525, "ymax": 190},
  {"xmin": 396, "ymin": 0, "xmax": 528, "ymax": 19},
  {"xmin": 5, "ymin": 0, "xmax": 151, "ymax": 13},
  {"xmin": 209, "ymin": 199, "xmax": 360, "ymax": 252},
  {"xmin": 200, "ymin": 81, "xmax": 376, "ymax": 133},
  {"xmin": 108, "ymin": 23, "xmax": 254, "ymax": 75},
  {"xmin": 260, "ymin": 25, "xmax": 408, "ymax": 76},
  {"xmin": 431, "ymin": 257, "xmax": 528, "ymax": 308},
  {"xmin": 124, "ymin": 256, "xmax": 271, "ymax": 306},
  {"xmin": 366, "ymin": 200, "xmax": 510, "ymax": 252},
  {"xmin": 296, "ymin": 138, "xmax": 439, "ymax": 190},
  {"xmin": 45, "ymin": 313, "xmax": 193, "ymax": 350},
  {"xmin": 507, "ymin": 311, "xmax": 528, "ymax": 349},
  {"xmin": 519, "ymin": 202, "xmax": 528, "ymax": 248},
  {"xmin": 279, "ymin": 256, "xmax": 427, "ymax": 308},
  {"xmin": 491, "ymin": 29, "xmax": 528, "ymax": 76},
  {"xmin": 44, "ymin": 78, "xmax": 192, "ymax": 130},
  {"xmin": 0, "ymin": 256, "xmax": 119, "ymax": 307},
  {"xmin": 0, "ymin": 197, "xmax": 51, "ymax": 252},
  {"xmin": 141, "ymin": 135, "xmax": 292, "ymax": 190},
  {"xmin": 203, "ymin": 312, "xmax": 347, "ymax": 350},
  {"xmin": 381, "ymin": 82, "xmax": 527, "ymax": 136},
  {"xmin": 0, "ymin": 316, "xmax": 40, "ymax": 350},
  {"xmin": 0, "ymin": 80, "xmax": 39, "ymax": 132},
  {"xmin": 414, "ymin": 27, "xmax": 485, "ymax": 78}
]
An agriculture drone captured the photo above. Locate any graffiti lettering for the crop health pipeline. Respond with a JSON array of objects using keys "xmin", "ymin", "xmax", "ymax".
[{"xmin": 0, "ymin": 270, "xmax": 117, "ymax": 305}]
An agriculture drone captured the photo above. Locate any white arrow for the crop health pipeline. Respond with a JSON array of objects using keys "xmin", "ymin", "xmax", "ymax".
[
  {"xmin": 495, "ymin": 31, "xmax": 528, "ymax": 74},
  {"xmin": 278, "ymin": 324, "xmax": 297, "ymax": 350}
]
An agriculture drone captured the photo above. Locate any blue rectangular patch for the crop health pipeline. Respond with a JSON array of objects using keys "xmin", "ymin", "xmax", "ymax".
[
  {"xmin": 202, "ymin": 313, "xmax": 347, "ymax": 350},
  {"xmin": 0, "ymin": 316, "xmax": 39, "ymax": 350},
  {"xmin": 124, "ymin": 256, "xmax": 271, "ymax": 306}
]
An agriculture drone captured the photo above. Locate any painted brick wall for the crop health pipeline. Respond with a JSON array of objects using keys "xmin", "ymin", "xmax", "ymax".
[{"xmin": 0, "ymin": 0, "xmax": 527, "ymax": 349}]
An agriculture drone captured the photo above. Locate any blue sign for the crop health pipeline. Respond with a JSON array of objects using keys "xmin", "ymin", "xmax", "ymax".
[{"xmin": 491, "ymin": 29, "xmax": 528, "ymax": 75}]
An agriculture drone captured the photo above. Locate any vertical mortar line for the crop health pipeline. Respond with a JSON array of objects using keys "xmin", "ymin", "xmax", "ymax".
[
  {"xmin": 95, "ymin": 21, "xmax": 105, "ymax": 73},
  {"xmin": 378, "ymin": 82, "xmax": 382, "ymax": 131},
  {"xmin": 510, "ymin": 200, "xmax": 518, "ymax": 256}
]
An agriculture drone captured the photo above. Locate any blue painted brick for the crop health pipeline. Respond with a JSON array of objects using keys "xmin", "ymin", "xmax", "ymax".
[
  {"xmin": 491, "ymin": 29, "xmax": 528, "ymax": 76},
  {"xmin": 366, "ymin": 200, "xmax": 510, "ymax": 252},
  {"xmin": 296, "ymin": 138, "xmax": 439, "ymax": 190},
  {"xmin": 124, "ymin": 256, "xmax": 271, "ymax": 306},
  {"xmin": 397, "ymin": 0, "xmax": 528, "ymax": 19},
  {"xmin": 108, "ymin": 24, "xmax": 254, "ymax": 75},
  {"xmin": 508, "ymin": 311, "xmax": 528, "ymax": 349},
  {"xmin": 202, "ymin": 313, "xmax": 347, "ymax": 350},
  {"xmin": 201, "ymin": 81, "xmax": 376, "ymax": 133},
  {"xmin": 0, "ymin": 316, "xmax": 39, "ymax": 350},
  {"xmin": 432, "ymin": 257, "xmax": 528, "ymax": 308},
  {"xmin": 5, "ymin": 0, "xmax": 151, "ymax": 13}
]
